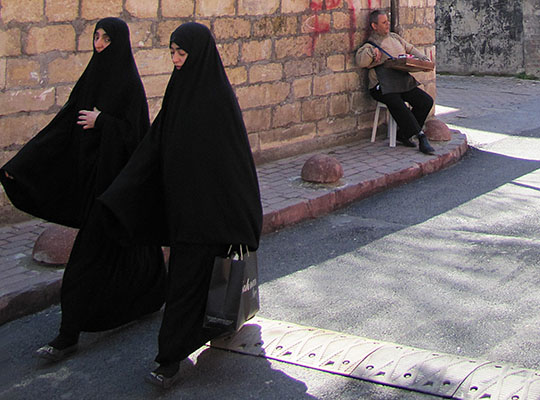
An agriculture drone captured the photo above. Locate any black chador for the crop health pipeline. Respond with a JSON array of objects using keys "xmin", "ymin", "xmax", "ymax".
[
  {"xmin": 0, "ymin": 18, "xmax": 166, "ymax": 354},
  {"xmin": 99, "ymin": 22, "xmax": 263, "ymax": 383}
]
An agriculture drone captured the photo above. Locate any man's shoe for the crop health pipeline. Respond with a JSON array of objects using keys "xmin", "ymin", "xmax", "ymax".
[
  {"xmin": 35, "ymin": 344, "xmax": 78, "ymax": 362},
  {"xmin": 396, "ymin": 134, "xmax": 416, "ymax": 147},
  {"xmin": 418, "ymin": 134, "xmax": 435, "ymax": 155}
]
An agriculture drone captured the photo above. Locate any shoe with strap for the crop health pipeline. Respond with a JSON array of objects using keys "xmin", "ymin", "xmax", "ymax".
[{"xmin": 418, "ymin": 132, "xmax": 435, "ymax": 154}]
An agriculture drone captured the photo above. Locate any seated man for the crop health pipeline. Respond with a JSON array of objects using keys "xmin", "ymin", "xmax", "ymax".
[{"xmin": 356, "ymin": 9, "xmax": 435, "ymax": 155}]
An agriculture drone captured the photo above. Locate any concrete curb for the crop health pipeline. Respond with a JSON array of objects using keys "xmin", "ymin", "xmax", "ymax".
[
  {"xmin": 0, "ymin": 275, "xmax": 61, "ymax": 326},
  {"xmin": 262, "ymin": 135, "xmax": 468, "ymax": 234}
]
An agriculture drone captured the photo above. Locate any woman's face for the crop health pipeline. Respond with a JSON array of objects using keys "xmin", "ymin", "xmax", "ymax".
[
  {"xmin": 94, "ymin": 28, "xmax": 111, "ymax": 53},
  {"xmin": 170, "ymin": 43, "xmax": 189, "ymax": 70}
]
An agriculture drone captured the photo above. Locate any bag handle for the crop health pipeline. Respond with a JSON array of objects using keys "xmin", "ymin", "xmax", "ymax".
[{"xmin": 227, "ymin": 244, "xmax": 250, "ymax": 260}]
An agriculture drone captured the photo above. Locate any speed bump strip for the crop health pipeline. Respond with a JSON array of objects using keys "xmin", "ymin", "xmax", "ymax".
[{"xmin": 210, "ymin": 317, "xmax": 540, "ymax": 400}]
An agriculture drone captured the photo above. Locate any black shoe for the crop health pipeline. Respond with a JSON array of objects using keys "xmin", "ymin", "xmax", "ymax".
[
  {"xmin": 418, "ymin": 134, "xmax": 435, "ymax": 154},
  {"xmin": 396, "ymin": 134, "xmax": 416, "ymax": 147},
  {"xmin": 145, "ymin": 362, "xmax": 181, "ymax": 389},
  {"xmin": 35, "ymin": 344, "xmax": 78, "ymax": 362}
]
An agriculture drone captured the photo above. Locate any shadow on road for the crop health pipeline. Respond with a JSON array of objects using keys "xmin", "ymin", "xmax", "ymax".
[{"xmin": 258, "ymin": 147, "xmax": 540, "ymax": 283}]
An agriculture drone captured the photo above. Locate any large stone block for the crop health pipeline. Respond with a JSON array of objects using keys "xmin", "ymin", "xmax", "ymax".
[
  {"xmin": 27, "ymin": 25, "xmax": 76, "ymax": 54},
  {"xmin": 331, "ymin": 11, "xmax": 349, "ymax": 30},
  {"xmin": 81, "ymin": 0, "xmax": 122, "ymax": 20},
  {"xmin": 217, "ymin": 42, "xmax": 239, "ymax": 66},
  {"xmin": 238, "ymin": 0, "xmax": 279, "ymax": 15},
  {"xmin": 213, "ymin": 18, "xmax": 251, "ymax": 40},
  {"xmin": 282, "ymin": 0, "xmax": 309, "ymax": 14},
  {"xmin": 141, "ymin": 74, "xmax": 170, "ymax": 98},
  {"xmin": 225, "ymin": 66, "xmax": 247, "ymax": 85},
  {"xmin": 329, "ymin": 93, "xmax": 349, "ymax": 116},
  {"xmin": 249, "ymin": 63, "xmax": 283, "ymax": 83},
  {"xmin": 301, "ymin": 98, "xmax": 327, "ymax": 121},
  {"xmin": 292, "ymin": 77, "xmax": 312, "ymax": 99},
  {"xmin": 1, "ymin": 0, "xmax": 42, "ymax": 23},
  {"xmin": 284, "ymin": 59, "xmax": 318, "ymax": 78},
  {"xmin": 301, "ymin": 13, "xmax": 331, "ymax": 35},
  {"xmin": 0, "ymin": 88, "xmax": 55, "ymax": 115},
  {"xmin": 275, "ymin": 36, "xmax": 312, "ymax": 59},
  {"xmin": 243, "ymin": 108, "xmax": 271, "ymax": 133},
  {"xmin": 241, "ymin": 40, "xmax": 273, "ymax": 63},
  {"xmin": 56, "ymin": 85, "xmax": 73, "ymax": 106},
  {"xmin": 317, "ymin": 115, "xmax": 356, "ymax": 136},
  {"xmin": 313, "ymin": 72, "xmax": 359, "ymax": 96},
  {"xmin": 327, "ymin": 54, "xmax": 345, "ymax": 71},
  {"xmin": 0, "ymin": 113, "xmax": 53, "ymax": 147},
  {"xmin": 46, "ymin": 0, "xmax": 78, "ymax": 22},
  {"xmin": 134, "ymin": 49, "xmax": 172, "ymax": 76},
  {"xmin": 6, "ymin": 59, "xmax": 41, "ymax": 88},
  {"xmin": 148, "ymin": 97, "xmax": 163, "ymax": 120},
  {"xmin": 78, "ymin": 24, "xmax": 95, "ymax": 52},
  {"xmin": 313, "ymin": 32, "xmax": 350, "ymax": 55},
  {"xmin": 129, "ymin": 21, "xmax": 153, "ymax": 48},
  {"xmin": 259, "ymin": 123, "xmax": 315, "ymax": 148},
  {"xmin": 252, "ymin": 16, "xmax": 297, "ymax": 38},
  {"xmin": 196, "ymin": 0, "xmax": 235, "ymax": 17},
  {"xmin": 402, "ymin": 27, "xmax": 435, "ymax": 46},
  {"xmin": 48, "ymin": 53, "xmax": 92, "ymax": 84},
  {"xmin": 272, "ymin": 102, "xmax": 301, "ymax": 128},
  {"xmin": 236, "ymin": 82, "xmax": 290, "ymax": 109},
  {"xmin": 157, "ymin": 21, "xmax": 182, "ymax": 47},
  {"xmin": 126, "ymin": 0, "xmax": 158, "ymax": 18},
  {"xmin": 162, "ymin": 0, "xmax": 194, "ymax": 17},
  {"xmin": 0, "ymin": 29, "xmax": 22, "ymax": 57}
]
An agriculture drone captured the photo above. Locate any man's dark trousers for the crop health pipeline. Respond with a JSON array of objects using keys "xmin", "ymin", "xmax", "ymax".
[{"xmin": 370, "ymin": 86, "xmax": 433, "ymax": 139}]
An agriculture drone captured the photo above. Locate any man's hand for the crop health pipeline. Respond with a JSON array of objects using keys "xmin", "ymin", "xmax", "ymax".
[
  {"xmin": 77, "ymin": 107, "xmax": 101, "ymax": 130},
  {"xmin": 373, "ymin": 48, "xmax": 382, "ymax": 63}
]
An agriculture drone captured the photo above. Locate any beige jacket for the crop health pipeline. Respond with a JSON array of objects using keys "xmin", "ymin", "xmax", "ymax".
[{"xmin": 356, "ymin": 32, "xmax": 429, "ymax": 89}]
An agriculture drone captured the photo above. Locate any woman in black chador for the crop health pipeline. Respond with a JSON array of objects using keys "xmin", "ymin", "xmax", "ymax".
[
  {"xmin": 98, "ymin": 22, "xmax": 263, "ymax": 388},
  {"xmin": 0, "ymin": 18, "xmax": 166, "ymax": 360}
]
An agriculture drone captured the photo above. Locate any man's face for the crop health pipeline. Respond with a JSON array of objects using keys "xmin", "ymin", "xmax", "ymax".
[{"xmin": 372, "ymin": 14, "xmax": 390, "ymax": 35}]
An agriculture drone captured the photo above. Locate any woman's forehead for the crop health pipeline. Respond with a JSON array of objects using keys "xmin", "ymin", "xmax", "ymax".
[{"xmin": 170, "ymin": 42, "xmax": 186, "ymax": 51}]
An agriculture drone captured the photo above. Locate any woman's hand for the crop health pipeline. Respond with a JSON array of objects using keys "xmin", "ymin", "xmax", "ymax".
[{"xmin": 77, "ymin": 107, "xmax": 101, "ymax": 130}]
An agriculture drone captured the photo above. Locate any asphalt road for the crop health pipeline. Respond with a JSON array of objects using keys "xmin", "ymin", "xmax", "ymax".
[{"xmin": 0, "ymin": 75, "xmax": 539, "ymax": 399}]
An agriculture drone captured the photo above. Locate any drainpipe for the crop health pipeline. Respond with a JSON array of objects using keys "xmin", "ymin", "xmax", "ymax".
[{"xmin": 390, "ymin": 0, "xmax": 398, "ymax": 32}]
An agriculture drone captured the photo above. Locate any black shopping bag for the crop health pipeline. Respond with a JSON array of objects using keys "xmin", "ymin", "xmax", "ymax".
[{"xmin": 203, "ymin": 247, "xmax": 259, "ymax": 333}]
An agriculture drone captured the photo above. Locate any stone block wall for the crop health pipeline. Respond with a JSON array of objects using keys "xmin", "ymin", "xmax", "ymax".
[
  {"xmin": 523, "ymin": 1, "xmax": 540, "ymax": 76},
  {"xmin": 436, "ymin": 0, "xmax": 540, "ymax": 77},
  {"xmin": 0, "ymin": 0, "xmax": 436, "ymax": 171}
]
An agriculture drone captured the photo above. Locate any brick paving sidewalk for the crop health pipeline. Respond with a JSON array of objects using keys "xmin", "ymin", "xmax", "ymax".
[
  {"xmin": 0, "ymin": 133, "xmax": 468, "ymax": 326},
  {"xmin": 0, "ymin": 220, "xmax": 62, "ymax": 325}
]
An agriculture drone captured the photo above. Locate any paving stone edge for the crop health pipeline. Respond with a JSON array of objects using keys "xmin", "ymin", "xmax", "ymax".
[{"xmin": 262, "ymin": 138, "xmax": 469, "ymax": 234}]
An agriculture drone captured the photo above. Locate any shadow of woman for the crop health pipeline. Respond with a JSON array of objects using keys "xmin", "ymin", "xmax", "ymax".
[{"xmin": 174, "ymin": 323, "xmax": 318, "ymax": 399}]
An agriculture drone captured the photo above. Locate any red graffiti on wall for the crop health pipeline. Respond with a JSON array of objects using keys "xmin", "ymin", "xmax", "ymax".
[
  {"xmin": 306, "ymin": 0, "xmax": 357, "ymax": 56},
  {"xmin": 348, "ymin": 2, "xmax": 357, "ymax": 52},
  {"xmin": 325, "ymin": 0, "xmax": 342, "ymax": 10},
  {"xmin": 367, "ymin": 0, "xmax": 384, "ymax": 10},
  {"xmin": 310, "ymin": 0, "xmax": 343, "ymax": 11}
]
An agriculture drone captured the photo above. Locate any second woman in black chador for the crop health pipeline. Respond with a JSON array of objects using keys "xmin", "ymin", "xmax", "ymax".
[
  {"xmin": 99, "ymin": 22, "xmax": 263, "ymax": 388},
  {"xmin": 0, "ymin": 18, "xmax": 167, "ymax": 361}
]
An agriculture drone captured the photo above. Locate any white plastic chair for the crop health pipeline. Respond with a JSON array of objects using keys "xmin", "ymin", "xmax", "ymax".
[{"xmin": 371, "ymin": 102, "xmax": 397, "ymax": 147}]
